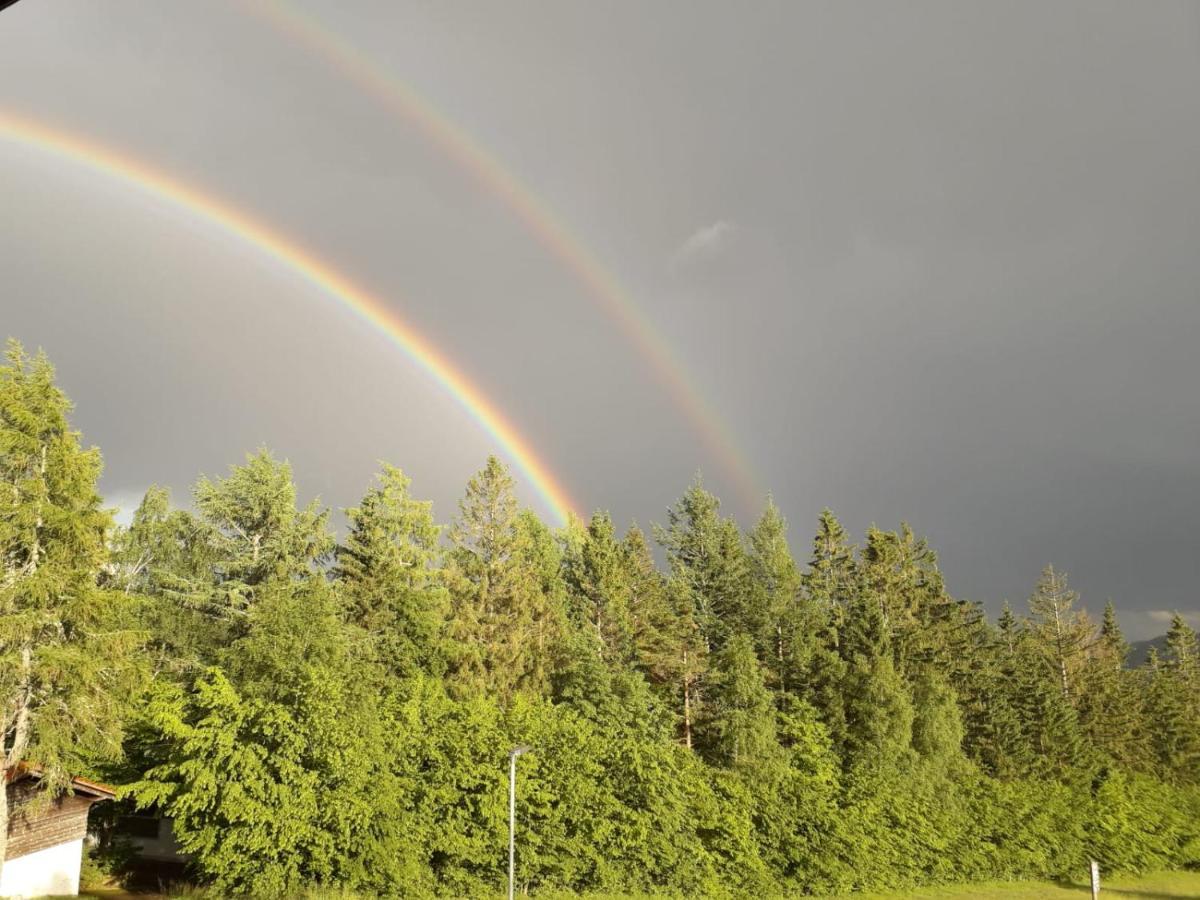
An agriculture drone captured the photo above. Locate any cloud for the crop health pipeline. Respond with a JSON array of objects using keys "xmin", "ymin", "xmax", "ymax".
[
  {"xmin": 670, "ymin": 220, "xmax": 736, "ymax": 269},
  {"xmin": 1147, "ymin": 609, "xmax": 1200, "ymax": 626},
  {"xmin": 105, "ymin": 488, "xmax": 148, "ymax": 528}
]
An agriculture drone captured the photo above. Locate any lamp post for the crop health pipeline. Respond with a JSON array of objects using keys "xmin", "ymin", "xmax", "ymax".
[{"xmin": 508, "ymin": 745, "xmax": 531, "ymax": 900}]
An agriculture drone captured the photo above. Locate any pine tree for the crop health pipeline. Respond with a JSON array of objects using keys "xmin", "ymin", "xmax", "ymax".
[
  {"xmin": 635, "ymin": 575, "xmax": 708, "ymax": 749},
  {"xmin": 132, "ymin": 576, "xmax": 414, "ymax": 895},
  {"xmin": 564, "ymin": 511, "xmax": 635, "ymax": 666},
  {"xmin": 336, "ymin": 464, "xmax": 448, "ymax": 680},
  {"xmin": 1076, "ymin": 603, "xmax": 1143, "ymax": 767},
  {"xmin": 622, "ymin": 523, "xmax": 671, "ymax": 672},
  {"xmin": 0, "ymin": 342, "xmax": 143, "ymax": 873},
  {"xmin": 838, "ymin": 589, "xmax": 914, "ymax": 770},
  {"xmin": 186, "ymin": 449, "xmax": 334, "ymax": 636},
  {"xmin": 745, "ymin": 498, "xmax": 803, "ymax": 693},
  {"xmin": 655, "ymin": 476, "xmax": 750, "ymax": 650},
  {"xmin": 1165, "ymin": 613, "xmax": 1198, "ymax": 683},
  {"xmin": 446, "ymin": 457, "xmax": 564, "ymax": 701},
  {"xmin": 1099, "ymin": 601, "xmax": 1128, "ymax": 669},
  {"xmin": 860, "ymin": 524, "xmax": 961, "ymax": 676},
  {"xmin": 797, "ymin": 511, "xmax": 856, "ymax": 752},
  {"xmin": 1012, "ymin": 631, "xmax": 1089, "ymax": 777},
  {"xmin": 108, "ymin": 486, "xmax": 221, "ymax": 672},
  {"xmin": 701, "ymin": 633, "xmax": 777, "ymax": 767},
  {"xmin": 1143, "ymin": 656, "xmax": 1200, "ymax": 783},
  {"xmin": 801, "ymin": 509, "xmax": 855, "ymax": 612},
  {"xmin": 997, "ymin": 602, "xmax": 1018, "ymax": 654},
  {"xmin": 1026, "ymin": 565, "xmax": 1091, "ymax": 699}
]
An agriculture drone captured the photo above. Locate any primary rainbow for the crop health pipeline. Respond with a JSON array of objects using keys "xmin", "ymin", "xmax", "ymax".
[
  {"xmin": 0, "ymin": 111, "xmax": 578, "ymax": 524},
  {"xmin": 251, "ymin": 1, "xmax": 764, "ymax": 513}
]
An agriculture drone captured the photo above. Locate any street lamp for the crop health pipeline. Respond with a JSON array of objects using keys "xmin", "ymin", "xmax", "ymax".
[{"xmin": 508, "ymin": 744, "xmax": 532, "ymax": 900}]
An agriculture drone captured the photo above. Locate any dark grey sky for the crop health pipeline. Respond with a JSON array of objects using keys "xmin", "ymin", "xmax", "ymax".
[{"xmin": 3, "ymin": 1, "xmax": 1198, "ymax": 638}]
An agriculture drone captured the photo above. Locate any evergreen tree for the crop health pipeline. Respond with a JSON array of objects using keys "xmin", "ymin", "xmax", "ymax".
[
  {"xmin": 446, "ymin": 457, "xmax": 564, "ymax": 701},
  {"xmin": 801, "ymin": 509, "xmax": 855, "ymax": 616},
  {"xmin": 838, "ymin": 588, "xmax": 914, "ymax": 770},
  {"xmin": 564, "ymin": 511, "xmax": 635, "ymax": 666},
  {"xmin": 1027, "ymin": 565, "xmax": 1091, "ymax": 699},
  {"xmin": 1165, "ymin": 613, "xmax": 1198, "ymax": 682},
  {"xmin": 1099, "ymin": 601, "xmax": 1128, "ymax": 669},
  {"xmin": 745, "ymin": 498, "xmax": 804, "ymax": 693},
  {"xmin": 133, "ymin": 578, "xmax": 414, "ymax": 896},
  {"xmin": 656, "ymin": 477, "xmax": 750, "ymax": 650},
  {"xmin": 621, "ymin": 523, "xmax": 672, "ymax": 673},
  {"xmin": 108, "ymin": 486, "xmax": 220, "ymax": 672},
  {"xmin": 1142, "ymin": 656, "xmax": 1200, "ymax": 783},
  {"xmin": 0, "ymin": 343, "xmax": 143, "ymax": 873},
  {"xmin": 183, "ymin": 450, "xmax": 333, "ymax": 640},
  {"xmin": 701, "ymin": 633, "xmax": 777, "ymax": 767},
  {"xmin": 1077, "ymin": 603, "xmax": 1143, "ymax": 767},
  {"xmin": 336, "ymin": 464, "xmax": 448, "ymax": 680},
  {"xmin": 797, "ymin": 511, "xmax": 855, "ymax": 752}
]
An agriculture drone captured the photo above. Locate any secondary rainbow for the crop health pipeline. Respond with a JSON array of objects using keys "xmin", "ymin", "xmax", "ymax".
[
  {"xmin": 0, "ymin": 110, "xmax": 578, "ymax": 524},
  {"xmin": 250, "ymin": 1, "xmax": 764, "ymax": 513}
]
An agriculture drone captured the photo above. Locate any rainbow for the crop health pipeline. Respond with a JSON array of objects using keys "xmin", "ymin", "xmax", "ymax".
[
  {"xmin": 249, "ymin": 1, "xmax": 764, "ymax": 513},
  {"xmin": 0, "ymin": 111, "xmax": 578, "ymax": 524}
]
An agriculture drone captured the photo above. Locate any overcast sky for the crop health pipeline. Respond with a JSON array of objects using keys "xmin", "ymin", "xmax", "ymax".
[{"xmin": 3, "ymin": 1, "xmax": 1198, "ymax": 638}]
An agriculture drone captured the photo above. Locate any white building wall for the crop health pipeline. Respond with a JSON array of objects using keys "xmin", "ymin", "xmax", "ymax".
[{"xmin": 0, "ymin": 838, "xmax": 83, "ymax": 899}]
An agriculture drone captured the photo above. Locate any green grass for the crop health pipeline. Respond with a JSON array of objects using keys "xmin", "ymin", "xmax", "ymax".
[
  {"xmin": 75, "ymin": 869, "xmax": 1200, "ymax": 899},
  {"xmin": 817, "ymin": 869, "xmax": 1200, "ymax": 899}
]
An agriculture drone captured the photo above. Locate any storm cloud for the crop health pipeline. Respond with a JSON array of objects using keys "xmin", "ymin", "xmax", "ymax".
[{"xmin": 3, "ymin": 1, "xmax": 1198, "ymax": 637}]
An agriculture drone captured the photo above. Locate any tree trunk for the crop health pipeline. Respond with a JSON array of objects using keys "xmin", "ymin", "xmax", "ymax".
[
  {"xmin": 682, "ymin": 650, "xmax": 693, "ymax": 750},
  {"xmin": 1052, "ymin": 595, "xmax": 1070, "ymax": 698},
  {"xmin": 0, "ymin": 646, "xmax": 29, "ymax": 883},
  {"xmin": 777, "ymin": 623, "xmax": 785, "ymax": 694},
  {"xmin": 0, "ymin": 767, "xmax": 9, "ymax": 883}
]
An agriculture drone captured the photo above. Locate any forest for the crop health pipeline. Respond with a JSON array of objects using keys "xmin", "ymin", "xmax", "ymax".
[{"xmin": 2, "ymin": 340, "xmax": 1199, "ymax": 898}]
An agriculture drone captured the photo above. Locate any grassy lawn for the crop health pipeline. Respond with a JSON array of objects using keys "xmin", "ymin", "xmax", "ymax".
[
  {"xmin": 819, "ymin": 869, "xmax": 1200, "ymax": 899},
  {"xmin": 75, "ymin": 869, "xmax": 1200, "ymax": 898}
]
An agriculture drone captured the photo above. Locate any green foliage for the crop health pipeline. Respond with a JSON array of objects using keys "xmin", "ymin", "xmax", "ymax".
[
  {"xmin": 0, "ymin": 342, "xmax": 144, "ymax": 867},
  {"xmin": 336, "ymin": 464, "xmax": 448, "ymax": 680},
  {"xmin": 445, "ymin": 457, "xmax": 566, "ymax": 702},
  {"xmin": 12, "ymin": 340, "xmax": 1200, "ymax": 897}
]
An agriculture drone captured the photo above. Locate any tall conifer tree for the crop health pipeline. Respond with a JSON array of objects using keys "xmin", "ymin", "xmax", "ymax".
[{"xmin": 0, "ymin": 343, "xmax": 143, "ymax": 873}]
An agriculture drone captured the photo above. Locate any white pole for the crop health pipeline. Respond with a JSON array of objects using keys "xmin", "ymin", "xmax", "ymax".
[
  {"xmin": 508, "ymin": 745, "xmax": 530, "ymax": 900},
  {"xmin": 508, "ymin": 751, "xmax": 516, "ymax": 900}
]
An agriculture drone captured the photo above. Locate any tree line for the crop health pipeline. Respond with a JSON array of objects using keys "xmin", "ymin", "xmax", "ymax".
[{"xmin": 2, "ymin": 341, "xmax": 1199, "ymax": 897}]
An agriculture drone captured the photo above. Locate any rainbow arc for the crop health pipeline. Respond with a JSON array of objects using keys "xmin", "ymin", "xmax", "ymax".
[
  {"xmin": 0, "ymin": 111, "xmax": 578, "ymax": 524},
  {"xmin": 251, "ymin": 1, "xmax": 764, "ymax": 513}
]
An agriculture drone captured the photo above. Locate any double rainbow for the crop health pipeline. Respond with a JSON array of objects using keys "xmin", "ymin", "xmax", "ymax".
[
  {"xmin": 251, "ymin": 1, "xmax": 764, "ymax": 513},
  {"xmin": 0, "ymin": 111, "xmax": 578, "ymax": 523}
]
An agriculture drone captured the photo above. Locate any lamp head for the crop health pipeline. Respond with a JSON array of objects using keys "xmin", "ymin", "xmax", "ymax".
[{"xmin": 510, "ymin": 744, "xmax": 532, "ymax": 759}]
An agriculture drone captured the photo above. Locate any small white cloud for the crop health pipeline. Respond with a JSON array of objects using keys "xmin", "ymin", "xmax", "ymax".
[
  {"xmin": 670, "ymin": 220, "xmax": 736, "ymax": 269},
  {"xmin": 1147, "ymin": 609, "xmax": 1200, "ymax": 626},
  {"xmin": 105, "ymin": 488, "xmax": 148, "ymax": 528}
]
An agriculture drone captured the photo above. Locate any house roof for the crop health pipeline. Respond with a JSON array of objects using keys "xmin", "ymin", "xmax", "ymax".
[{"xmin": 5, "ymin": 763, "xmax": 117, "ymax": 801}]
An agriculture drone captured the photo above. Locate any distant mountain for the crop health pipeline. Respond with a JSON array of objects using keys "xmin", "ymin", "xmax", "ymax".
[{"xmin": 1129, "ymin": 635, "xmax": 1168, "ymax": 667}]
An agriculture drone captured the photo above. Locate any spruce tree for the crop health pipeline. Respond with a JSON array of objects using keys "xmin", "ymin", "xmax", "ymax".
[
  {"xmin": 1027, "ymin": 565, "xmax": 1091, "ymax": 699},
  {"xmin": 838, "ymin": 588, "xmax": 914, "ymax": 770},
  {"xmin": 564, "ymin": 511, "xmax": 635, "ymax": 666},
  {"xmin": 0, "ymin": 342, "xmax": 143, "ymax": 873},
  {"xmin": 1077, "ymin": 603, "xmax": 1143, "ymax": 767},
  {"xmin": 746, "ymin": 498, "xmax": 803, "ymax": 693},
  {"xmin": 446, "ymin": 457, "xmax": 564, "ymax": 701},
  {"xmin": 1165, "ymin": 613, "xmax": 1198, "ymax": 682},
  {"xmin": 184, "ymin": 449, "xmax": 334, "ymax": 641},
  {"xmin": 108, "ymin": 486, "xmax": 221, "ymax": 672},
  {"xmin": 701, "ymin": 633, "xmax": 777, "ymax": 767},
  {"xmin": 797, "ymin": 511, "xmax": 855, "ymax": 752},
  {"xmin": 336, "ymin": 464, "xmax": 448, "ymax": 680},
  {"xmin": 656, "ymin": 476, "xmax": 750, "ymax": 650}
]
